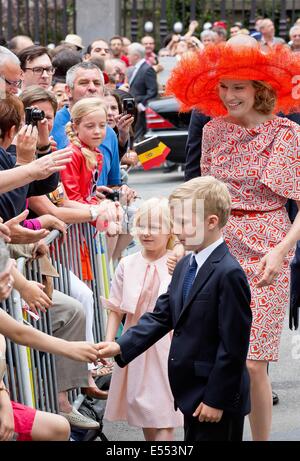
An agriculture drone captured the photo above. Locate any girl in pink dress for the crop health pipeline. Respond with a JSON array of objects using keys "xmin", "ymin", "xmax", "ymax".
[
  {"xmin": 167, "ymin": 35, "xmax": 300, "ymax": 440},
  {"xmin": 101, "ymin": 198, "xmax": 183, "ymax": 441}
]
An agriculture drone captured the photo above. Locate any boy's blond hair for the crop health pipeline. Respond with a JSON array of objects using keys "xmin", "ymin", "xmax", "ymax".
[{"xmin": 169, "ymin": 176, "xmax": 231, "ymax": 228}]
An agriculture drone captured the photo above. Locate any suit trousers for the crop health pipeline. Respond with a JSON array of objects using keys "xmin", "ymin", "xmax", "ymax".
[
  {"xmin": 50, "ymin": 289, "xmax": 89, "ymax": 392},
  {"xmin": 134, "ymin": 111, "xmax": 147, "ymax": 142},
  {"xmin": 184, "ymin": 412, "xmax": 245, "ymax": 441}
]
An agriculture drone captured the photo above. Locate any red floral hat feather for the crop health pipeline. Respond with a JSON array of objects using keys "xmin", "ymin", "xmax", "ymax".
[{"xmin": 166, "ymin": 43, "xmax": 300, "ymax": 116}]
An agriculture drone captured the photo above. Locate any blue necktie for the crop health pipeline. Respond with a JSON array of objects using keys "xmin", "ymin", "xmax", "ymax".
[{"xmin": 182, "ymin": 256, "xmax": 198, "ymax": 304}]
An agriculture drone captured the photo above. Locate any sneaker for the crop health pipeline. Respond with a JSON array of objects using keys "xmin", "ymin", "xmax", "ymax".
[{"xmin": 60, "ymin": 407, "xmax": 100, "ymax": 429}]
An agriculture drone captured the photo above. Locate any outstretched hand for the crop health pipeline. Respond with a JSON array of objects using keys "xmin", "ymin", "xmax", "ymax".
[
  {"xmin": 64, "ymin": 341, "xmax": 104, "ymax": 363},
  {"xmin": 96, "ymin": 341, "xmax": 121, "ymax": 360},
  {"xmin": 29, "ymin": 147, "xmax": 73, "ymax": 181},
  {"xmin": 5, "ymin": 210, "xmax": 49, "ymax": 244}
]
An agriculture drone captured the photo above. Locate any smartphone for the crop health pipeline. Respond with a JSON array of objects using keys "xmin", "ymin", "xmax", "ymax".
[{"xmin": 123, "ymin": 98, "xmax": 135, "ymax": 116}]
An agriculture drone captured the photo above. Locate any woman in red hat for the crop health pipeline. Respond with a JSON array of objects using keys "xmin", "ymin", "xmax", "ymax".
[{"xmin": 167, "ymin": 35, "xmax": 300, "ymax": 441}]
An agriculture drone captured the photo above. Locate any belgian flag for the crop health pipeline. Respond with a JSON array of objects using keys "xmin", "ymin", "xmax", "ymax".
[{"xmin": 134, "ymin": 136, "xmax": 171, "ymax": 170}]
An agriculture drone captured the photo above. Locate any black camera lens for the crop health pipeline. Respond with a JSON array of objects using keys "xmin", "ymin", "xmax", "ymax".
[
  {"xmin": 31, "ymin": 108, "xmax": 45, "ymax": 122},
  {"xmin": 104, "ymin": 190, "xmax": 120, "ymax": 201},
  {"xmin": 25, "ymin": 107, "xmax": 45, "ymax": 126}
]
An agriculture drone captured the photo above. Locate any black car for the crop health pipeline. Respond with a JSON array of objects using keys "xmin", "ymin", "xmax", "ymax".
[{"xmin": 144, "ymin": 97, "xmax": 191, "ymax": 164}]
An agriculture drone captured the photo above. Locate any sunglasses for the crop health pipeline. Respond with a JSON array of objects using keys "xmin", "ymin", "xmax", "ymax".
[{"xmin": 90, "ymin": 168, "xmax": 99, "ymax": 196}]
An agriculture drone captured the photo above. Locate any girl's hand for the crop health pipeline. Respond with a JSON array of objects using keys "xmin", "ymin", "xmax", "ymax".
[
  {"xmin": 256, "ymin": 246, "xmax": 286, "ymax": 287},
  {"xmin": 16, "ymin": 124, "xmax": 38, "ymax": 164},
  {"xmin": 166, "ymin": 255, "xmax": 178, "ymax": 276},
  {"xmin": 167, "ymin": 242, "xmax": 185, "ymax": 275},
  {"xmin": 96, "ymin": 201, "xmax": 124, "ymax": 235},
  {"xmin": 28, "ymin": 147, "xmax": 73, "ymax": 181},
  {"xmin": 19, "ymin": 280, "xmax": 53, "ymax": 314},
  {"xmin": 95, "ymin": 185, "xmax": 114, "ymax": 200},
  {"xmin": 64, "ymin": 341, "xmax": 102, "ymax": 363}
]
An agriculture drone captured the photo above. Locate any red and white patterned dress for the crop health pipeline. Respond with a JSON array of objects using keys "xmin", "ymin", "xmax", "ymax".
[{"xmin": 201, "ymin": 116, "xmax": 300, "ymax": 361}]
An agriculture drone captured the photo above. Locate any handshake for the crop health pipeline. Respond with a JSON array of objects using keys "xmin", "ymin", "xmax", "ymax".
[
  {"xmin": 51, "ymin": 339, "xmax": 122, "ymax": 365},
  {"xmin": 95, "ymin": 341, "xmax": 121, "ymax": 364}
]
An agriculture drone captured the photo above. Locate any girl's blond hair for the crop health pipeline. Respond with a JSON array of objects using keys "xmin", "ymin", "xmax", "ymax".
[
  {"xmin": 66, "ymin": 97, "xmax": 107, "ymax": 170},
  {"xmin": 132, "ymin": 197, "xmax": 175, "ymax": 249}
]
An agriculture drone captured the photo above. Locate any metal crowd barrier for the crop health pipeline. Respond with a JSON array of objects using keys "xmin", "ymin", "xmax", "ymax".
[{"xmin": 2, "ymin": 223, "xmax": 111, "ymax": 413}]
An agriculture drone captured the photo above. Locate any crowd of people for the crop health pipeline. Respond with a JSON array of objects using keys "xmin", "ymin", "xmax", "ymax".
[{"xmin": 0, "ymin": 13, "xmax": 300, "ymax": 443}]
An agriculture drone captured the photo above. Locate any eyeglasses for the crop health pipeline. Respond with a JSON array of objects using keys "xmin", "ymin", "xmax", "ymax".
[
  {"xmin": 24, "ymin": 66, "xmax": 55, "ymax": 75},
  {"xmin": 4, "ymin": 77, "xmax": 22, "ymax": 88},
  {"xmin": 90, "ymin": 168, "xmax": 99, "ymax": 196}
]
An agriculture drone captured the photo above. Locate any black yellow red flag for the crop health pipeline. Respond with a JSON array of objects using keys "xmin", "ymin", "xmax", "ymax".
[{"xmin": 134, "ymin": 136, "xmax": 170, "ymax": 170}]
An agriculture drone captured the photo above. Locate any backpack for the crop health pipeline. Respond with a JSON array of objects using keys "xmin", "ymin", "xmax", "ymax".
[{"xmin": 70, "ymin": 374, "xmax": 111, "ymax": 441}]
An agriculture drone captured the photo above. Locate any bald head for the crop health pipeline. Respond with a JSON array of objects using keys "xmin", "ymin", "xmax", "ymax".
[
  {"xmin": 258, "ymin": 19, "xmax": 275, "ymax": 39},
  {"xmin": 0, "ymin": 46, "xmax": 22, "ymax": 94},
  {"xmin": 226, "ymin": 34, "xmax": 259, "ymax": 49},
  {"xmin": 8, "ymin": 35, "xmax": 34, "ymax": 54}
]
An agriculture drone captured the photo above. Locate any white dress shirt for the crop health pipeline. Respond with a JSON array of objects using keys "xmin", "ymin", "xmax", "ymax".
[
  {"xmin": 191, "ymin": 237, "xmax": 224, "ymax": 276},
  {"xmin": 129, "ymin": 58, "xmax": 146, "ymax": 85}
]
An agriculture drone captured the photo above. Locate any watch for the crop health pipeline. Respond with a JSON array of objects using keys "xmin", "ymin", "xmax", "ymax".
[{"xmin": 89, "ymin": 205, "xmax": 99, "ymax": 221}]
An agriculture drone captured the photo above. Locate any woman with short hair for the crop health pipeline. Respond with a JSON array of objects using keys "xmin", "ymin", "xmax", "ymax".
[{"xmin": 167, "ymin": 35, "xmax": 300, "ymax": 441}]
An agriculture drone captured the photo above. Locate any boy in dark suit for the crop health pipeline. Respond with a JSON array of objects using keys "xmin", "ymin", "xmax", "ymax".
[{"xmin": 98, "ymin": 176, "xmax": 252, "ymax": 441}]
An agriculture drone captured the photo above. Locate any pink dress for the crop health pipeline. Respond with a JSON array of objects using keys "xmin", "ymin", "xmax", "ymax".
[
  {"xmin": 101, "ymin": 251, "xmax": 183, "ymax": 428},
  {"xmin": 201, "ymin": 116, "xmax": 300, "ymax": 361}
]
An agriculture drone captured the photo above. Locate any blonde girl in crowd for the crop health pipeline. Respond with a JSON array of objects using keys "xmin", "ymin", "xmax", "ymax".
[{"xmin": 101, "ymin": 198, "xmax": 183, "ymax": 441}]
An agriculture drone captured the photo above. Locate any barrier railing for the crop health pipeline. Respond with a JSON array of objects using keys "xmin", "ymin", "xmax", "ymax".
[{"xmin": 1, "ymin": 223, "xmax": 111, "ymax": 413}]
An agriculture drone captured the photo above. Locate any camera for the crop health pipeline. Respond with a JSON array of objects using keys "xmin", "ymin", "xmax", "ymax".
[
  {"xmin": 103, "ymin": 190, "xmax": 120, "ymax": 202},
  {"xmin": 123, "ymin": 98, "xmax": 135, "ymax": 116},
  {"xmin": 25, "ymin": 107, "xmax": 45, "ymax": 126}
]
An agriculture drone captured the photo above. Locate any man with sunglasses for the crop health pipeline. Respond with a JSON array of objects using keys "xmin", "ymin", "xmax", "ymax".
[{"xmin": 19, "ymin": 45, "xmax": 54, "ymax": 90}]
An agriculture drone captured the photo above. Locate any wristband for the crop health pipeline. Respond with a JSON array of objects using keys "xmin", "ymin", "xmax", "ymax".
[
  {"xmin": 89, "ymin": 205, "xmax": 99, "ymax": 221},
  {"xmin": 37, "ymin": 143, "xmax": 51, "ymax": 152}
]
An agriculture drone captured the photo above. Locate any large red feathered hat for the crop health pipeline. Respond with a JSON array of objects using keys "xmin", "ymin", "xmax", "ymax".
[{"xmin": 166, "ymin": 42, "xmax": 300, "ymax": 116}]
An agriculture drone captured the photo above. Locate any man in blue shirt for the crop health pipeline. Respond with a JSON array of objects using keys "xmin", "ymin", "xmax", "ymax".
[{"xmin": 51, "ymin": 62, "xmax": 121, "ymax": 186}]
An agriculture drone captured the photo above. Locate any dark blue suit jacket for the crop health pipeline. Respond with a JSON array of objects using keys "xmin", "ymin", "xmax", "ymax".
[
  {"xmin": 128, "ymin": 61, "xmax": 158, "ymax": 106},
  {"xmin": 116, "ymin": 242, "xmax": 252, "ymax": 417}
]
